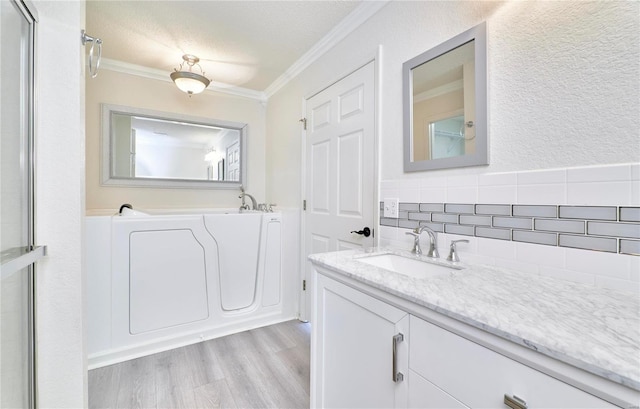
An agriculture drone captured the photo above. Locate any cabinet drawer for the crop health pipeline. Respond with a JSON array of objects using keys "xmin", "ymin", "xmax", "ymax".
[
  {"xmin": 409, "ymin": 369, "xmax": 468, "ymax": 409},
  {"xmin": 409, "ymin": 316, "xmax": 616, "ymax": 408}
]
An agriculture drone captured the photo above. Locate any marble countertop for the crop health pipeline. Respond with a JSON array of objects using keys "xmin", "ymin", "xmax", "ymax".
[{"xmin": 309, "ymin": 248, "xmax": 640, "ymax": 391}]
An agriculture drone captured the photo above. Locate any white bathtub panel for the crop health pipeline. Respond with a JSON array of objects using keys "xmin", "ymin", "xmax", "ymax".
[
  {"xmin": 262, "ymin": 220, "xmax": 282, "ymax": 307},
  {"xmin": 205, "ymin": 213, "xmax": 262, "ymax": 311},
  {"xmin": 86, "ymin": 216, "xmax": 113, "ymax": 354},
  {"xmin": 129, "ymin": 229, "xmax": 209, "ymax": 334}
]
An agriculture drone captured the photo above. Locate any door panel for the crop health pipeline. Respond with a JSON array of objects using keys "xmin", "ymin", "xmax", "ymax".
[
  {"xmin": 303, "ymin": 62, "xmax": 376, "ymax": 321},
  {"xmin": 0, "ymin": 1, "xmax": 39, "ymax": 407}
]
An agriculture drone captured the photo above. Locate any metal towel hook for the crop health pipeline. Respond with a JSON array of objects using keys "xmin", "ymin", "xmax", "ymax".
[{"xmin": 81, "ymin": 29, "xmax": 102, "ymax": 78}]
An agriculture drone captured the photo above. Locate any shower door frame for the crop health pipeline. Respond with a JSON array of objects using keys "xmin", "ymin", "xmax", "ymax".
[{"xmin": 1, "ymin": 1, "xmax": 40, "ymax": 407}]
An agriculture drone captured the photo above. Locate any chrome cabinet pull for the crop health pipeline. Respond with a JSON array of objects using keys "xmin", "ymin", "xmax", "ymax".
[
  {"xmin": 504, "ymin": 394, "xmax": 527, "ymax": 409},
  {"xmin": 392, "ymin": 333, "xmax": 404, "ymax": 383}
]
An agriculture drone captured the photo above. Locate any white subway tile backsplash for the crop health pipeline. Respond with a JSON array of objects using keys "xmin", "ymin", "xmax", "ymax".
[
  {"xmin": 517, "ymin": 184, "xmax": 566, "ymax": 204},
  {"xmin": 564, "ymin": 248, "xmax": 631, "ymax": 280},
  {"xmin": 478, "ymin": 172, "xmax": 517, "ymax": 186},
  {"xmin": 447, "ymin": 186, "xmax": 478, "ymax": 203},
  {"xmin": 447, "ymin": 174, "xmax": 478, "ymax": 187},
  {"xmin": 517, "ymin": 169, "xmax": 566, "ymax": 185},
  {"xmin": 567, "ymin": 164, "xmax": 630, "ymax": 183},
  {"xmin": 494, "ymin": 258, "xmax": 539, "ymax": 275},
  {"xmin": 516, "ymin": 242, "xmax": 565, "ymax": 269},
  {"xmin": 420, "ymin": 188, "xmax": 447, "ymax": 203},
  {"xmin": 478, "ymin": 237, "xmax": 516, "ymax": 259},
  {"xmin": 567, "ymin": 182, "xmax": 632, "ymax": 206},
  {"xmin": 379, "ymin": 163, "xmax": 640, "ymax": 293},
  {"xmin": 420, "ymin": 177, "xmax": 447, "ymax": 188},
  {"xmin": 478, "ymin": 185, "xmax": 517, "ymax": 204}
]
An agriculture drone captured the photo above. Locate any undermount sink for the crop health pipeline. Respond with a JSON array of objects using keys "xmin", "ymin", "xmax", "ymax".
[{"xmin": 355, "ymin": 253, "xmax": 462, "ymax": 279}]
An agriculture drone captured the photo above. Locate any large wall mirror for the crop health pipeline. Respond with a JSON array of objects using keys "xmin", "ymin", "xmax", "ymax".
[
  {"xmin": 102, "ymin": 104, "xmax": 247, "ymax": 189},
  {"xmin": 403, "ymin": 22, "xmax": 488, "ymax": 172}
]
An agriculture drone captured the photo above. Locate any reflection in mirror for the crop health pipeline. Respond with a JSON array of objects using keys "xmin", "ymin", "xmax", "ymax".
[
  {"xmin": 404, "ymin": 22, "xmax": 487, "ymax": 172},
  {"xmin": 102, "ymin": 104, "xmax": 246, "ymax": 189}
]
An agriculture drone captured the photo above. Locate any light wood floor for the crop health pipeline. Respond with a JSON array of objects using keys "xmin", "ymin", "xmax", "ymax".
[{"xmin": 88, "ymin": 320, "xmax": 311, "ymax": 409}]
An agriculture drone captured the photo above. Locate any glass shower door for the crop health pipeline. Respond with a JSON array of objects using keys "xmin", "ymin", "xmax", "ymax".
[{"xmin": 0, "ymin": 1, "xmax": 41, "ymax": 408}]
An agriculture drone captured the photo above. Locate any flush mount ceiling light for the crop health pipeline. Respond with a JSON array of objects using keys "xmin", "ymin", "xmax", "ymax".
[{"xmin": 170, "ymin": 54, "xmax": 211, "ymax": 96}]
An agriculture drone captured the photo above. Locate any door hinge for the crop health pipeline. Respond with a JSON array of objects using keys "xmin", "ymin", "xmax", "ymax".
[
  {"xmin": 303, "ymin": 199, "xmax": 306, "ymax": 211},
  {"xmin": 303, "ymin": 280, "xmax": 306, "ymax": 291},
  {"xmin": 299, "ymin": 118, "xmax": 307, "ymax": 130}
]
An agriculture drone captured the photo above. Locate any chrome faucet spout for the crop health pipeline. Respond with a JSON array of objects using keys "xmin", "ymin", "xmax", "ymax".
[
  {"xmin": 238, "ymin": 192, "xmax": 258, "ymax": 211},
  {"xmin": 414, "ymin": 226, "xmax": 439, "ymax": 258}
]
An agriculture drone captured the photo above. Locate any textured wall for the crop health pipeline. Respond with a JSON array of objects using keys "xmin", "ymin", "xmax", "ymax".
[
  {"xmin": 265, "ymin": 0, "xmax": 639, "ymax": 203},
  {"xmin": 85, "ymin": 69, "xmax": 267, "ymax": 212},
  {"xmin": 34, "ymin": 1, "xmax": 87, "ymax": 407}
]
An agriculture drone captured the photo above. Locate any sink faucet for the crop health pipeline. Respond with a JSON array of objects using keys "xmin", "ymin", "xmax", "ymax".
[
  {"xmin": 405, "ymin": 226, "xmax": 439, "ymax": 258},
  {"xmin": 239, "ymin": 186, "xmax": 258, "ymax": 211}
]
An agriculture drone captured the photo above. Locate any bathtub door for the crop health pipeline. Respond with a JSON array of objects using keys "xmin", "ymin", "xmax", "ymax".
[{"xmin": 302, "ymin": 61, "xmax": 377, "ymax": 321}]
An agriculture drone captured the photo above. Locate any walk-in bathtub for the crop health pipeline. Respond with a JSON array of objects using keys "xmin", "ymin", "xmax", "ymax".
[{"xmin": 86, "ymin": 209, "xmax": 290, "ymax": 368}]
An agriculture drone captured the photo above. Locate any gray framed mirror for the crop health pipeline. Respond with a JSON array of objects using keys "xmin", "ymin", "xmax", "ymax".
[
  {"xmin": 403, "ymin": 22, "xmax": 488, "ymax": 172},
  {"xmin": 101, "ymin": 104, "xmax": 247, "ymax": 189}
]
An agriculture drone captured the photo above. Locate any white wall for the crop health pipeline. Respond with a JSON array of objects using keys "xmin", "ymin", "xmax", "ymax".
[
  {"xmin": 33, "ymin": 1, "xmax": 86, "ymax": 407},
  {"xmin": 86, "ymin": 69, "xmax": 267, "ymax": 212},
  {"xmin": 265, "ymin": 0, "xmax": 639, "ymax": 204}
]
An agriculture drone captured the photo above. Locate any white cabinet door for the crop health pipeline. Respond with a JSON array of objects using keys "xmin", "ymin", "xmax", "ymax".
[{"xmin": 312, "ymin": 272, "xmax": 409, "ymax": 409}]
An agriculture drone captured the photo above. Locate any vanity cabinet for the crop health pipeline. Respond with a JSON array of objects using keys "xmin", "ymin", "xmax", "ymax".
[
  {"xmin": 312, "ymin": 269, "xmax": 621, "ymax": 409},
  {"xmin": 312, "ymin": 273, "xmax": 409, "ymax": 408}
]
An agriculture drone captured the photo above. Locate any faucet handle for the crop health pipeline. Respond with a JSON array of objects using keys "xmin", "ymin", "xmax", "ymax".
[
  {"xmin": 447, "ymin": 239, "xmax": 469, "ymax": 262},
  {"xmin": 268, "ymin": 203, "xmax": 277, "ymax": 212}
]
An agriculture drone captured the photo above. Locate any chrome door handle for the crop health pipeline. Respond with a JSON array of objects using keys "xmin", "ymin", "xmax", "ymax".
[
  {"xmin": 504, "ymin": 394, "xmax": 527, "ymax": 409},
  {"xmin": 392, "ymin": 333, "xmax": 404, "ymax": 383}
]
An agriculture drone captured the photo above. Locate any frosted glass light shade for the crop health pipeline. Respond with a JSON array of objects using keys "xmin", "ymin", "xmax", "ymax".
[{"xmin": 170, "ymin": 71, "xmax": 210, "ymax": 95}]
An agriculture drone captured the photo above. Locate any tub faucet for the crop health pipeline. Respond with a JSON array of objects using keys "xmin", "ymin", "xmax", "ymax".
[
  {"xmin": 405, "ymin": 226, "xmax": 439, "ymax": 258},
  {"xmin": 239, "ymin": 187, "xmax": 258, "ymax": 211}
]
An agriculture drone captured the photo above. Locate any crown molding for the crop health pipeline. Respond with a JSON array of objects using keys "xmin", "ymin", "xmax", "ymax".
[
  {"xmin": 100, "ymin": 58, "xmax": 267, "ymax": 102},
  {"xmin": 263, "ymin": 0, "xmax": 389, "ymax": 98}
]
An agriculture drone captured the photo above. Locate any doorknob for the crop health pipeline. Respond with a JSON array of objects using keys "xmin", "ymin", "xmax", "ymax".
[{"xmin": 350, "ymin": 227, "xmax": 371, "ymax": 237}]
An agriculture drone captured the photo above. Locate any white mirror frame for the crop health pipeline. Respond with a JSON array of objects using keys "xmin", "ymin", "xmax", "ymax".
[
  {"xmin": 403, "ymin": 22, "xmax": 488, "ymax": 172},
  {"xmin": 101, "ymin": 104, "xmax": 247, "ymax": 189}
]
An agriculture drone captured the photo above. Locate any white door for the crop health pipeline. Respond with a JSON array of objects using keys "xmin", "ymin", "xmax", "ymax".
[{"xmin": 302, "ymin": 62, "xmax": 376, "ymax": 320}]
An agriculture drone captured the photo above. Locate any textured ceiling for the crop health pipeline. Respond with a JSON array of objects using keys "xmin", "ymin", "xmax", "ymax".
[{"xmin": 86, "ymin": 1, "xmax": 361, "ymax": 91}]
